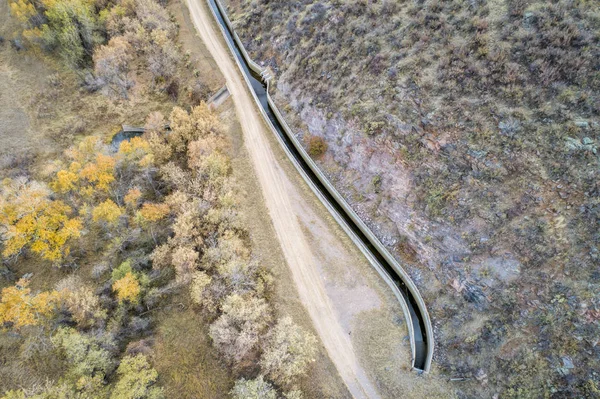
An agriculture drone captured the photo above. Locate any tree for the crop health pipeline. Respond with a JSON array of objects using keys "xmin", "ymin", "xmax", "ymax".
[
  {"xmin": 0, "ymin": 278, "xmax": 62, "ymax": 329},
  {"xmin": 146, "ymin": 29, "xmax": 179, "ymax": 81},
  {"xmin": 147, "ymin": 132, "xmax": 173, "ymax": 165},
  {"xmin": 40, "ymin": 0, "xmax": 104, "ymax": 68},
  {"xmin": 138, "ymin": 203, "xmax": 170, "ymax": 223},
  {"xmin": 189, "ymin": 271, "xmax": 211, "ymax": 306},
  {"xmin": 1, "ymin": 380, "xmax": 103, "ymax": 398},
  {"xmin": 79, "ymin": 153, "xmax": 116, "ymax": 192},
  {"xmin": 167, "ymin": 105, "xmax": 222, "ymax": 153},
  {"xmin": 134, "ymin": 0, "xmax": 176, "ymax": 37},
  {"xmin": 198, "ymin": 152, "xmax": 231, "ymax": 183},
  {"xmin": 171, "ymin": 208, "xmax": 200, "ymax": 246},
  {"xmin": 51, "ymin": 168, "xmax": 79, "ymax": 193},
  {"xmin": 118, "ymin": 136, "xmax": 152, "ymax": 163},
  {"xmin": 0, "ymin": 178, "xmax": 82, "ymax": 263},
  {"xmin": 112, "ymin": 272, "xmax": 141, "ymax": 304},
  {"xmin": 52, "ymin": 327, "xmax": 113, "ymax": 382},
  {"xmin": 209, "ymin": 294, "xmax": 271, "ymax": 363},
  {"xmin": 92, "ymin": 199, "xmax": 123, "ymax": 225},
  {"xmin": 124, "ymin": 188, "xmax": 143, "ymax": 208},
  {"xmin": 171, "ymin": 245, "xmax": 198, "ymax": 283},
  {"xmin": 58, "ymin": 278, "xmax": 106, "ymax": 328},
  {"xmin": 149, "ymin": 243, "xmax": 171, "ymax": 270},
  {"xmin": 144, "ymin": 111, "xmax": 165, "ymax": 134},
  {"xmin": 203, "ymin": 232, "xmax": 250, "ymax": 270},
  {"xmin": 94, "ymin": 36, "xmax": 134, "ymax": 99},
  {"xmin": 9, "ymin": 0, "xmax": 37, "ymax": 23},
  {"xmin": 260, "ymin": 317, "xmax": 318, "ymax": 385},
  {"xmin": 230, "ymin": 376, "xmax": 277, "ymax": 399},
  {"xmin": 111, "ymin": 354, "xmax": 164, "ymax": 399},
  {"xmin": 186, "ymin": 135, "xmax": 224, "ymax": 169}
]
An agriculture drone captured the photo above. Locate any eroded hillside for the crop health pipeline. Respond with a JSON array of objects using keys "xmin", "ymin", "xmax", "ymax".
[{"xmin": 224, "ymin": 0, "xmax": 600, "ymax": 396}]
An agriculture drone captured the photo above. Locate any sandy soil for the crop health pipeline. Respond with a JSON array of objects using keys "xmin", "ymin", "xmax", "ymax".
[{"xmin": 183, "ymin": 0, "xmax": 385, "ymax": 397}]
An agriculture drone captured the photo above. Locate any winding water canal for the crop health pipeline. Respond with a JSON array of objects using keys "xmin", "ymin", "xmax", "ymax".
[{"xmin": 210, "ymin": 0, "xmax": 433, "ymax": 372}]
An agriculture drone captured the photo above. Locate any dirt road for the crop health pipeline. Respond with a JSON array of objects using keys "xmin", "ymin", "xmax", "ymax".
[{"xmin": 184, "ymin": 0, "xmax": 383, "ymax": 397}]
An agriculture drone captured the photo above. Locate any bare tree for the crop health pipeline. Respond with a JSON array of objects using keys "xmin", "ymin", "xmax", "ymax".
[{"xmin": 93, "ymin": 36, "xmax": 134, "ymax": 99}]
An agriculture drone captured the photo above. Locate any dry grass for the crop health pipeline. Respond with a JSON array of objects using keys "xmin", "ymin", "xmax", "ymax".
[
  {"xmin": 353, "ymin": 309, "xmax": 452, "ymax": 399},
  {"xmin": 152, "ymin": 296, "xmax": 233, "ymax": 398},
  {"xmin": 0, "ymin": 1, "xmax": 55, "ymax": 159},
  {"xmin": 169, "ymin": 0, "xmax": 224, "ymax": 93}
]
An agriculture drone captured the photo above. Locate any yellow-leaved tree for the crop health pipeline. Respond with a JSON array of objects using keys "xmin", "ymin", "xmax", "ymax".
[
  {"xmin": 118, "ymin": 136, "xmax": 152, "ymax": 165},
  {"xmin": 51, "ymin": 138, "xmax": 117, "ymax": 197},
  {"xmin": 112, "ymin": 272, "xmax": 141, "ymax": 304},
  {"xmin": 0, "ymin": 178, "xmax": 82, "ymax": 263},
  {"xmin": 9, "ymin": 0, "xmax": 36, "ymax": 23},
  {"xmin": 79, "ymin": 154, "xmax": 116, "ymax": 193},
  {"xmin": 92, "ymin": 199, "xmax": 123, "ymax": 225},
  {"xmin": 138, "ymin": 203, "xmax": 170, "ymax": 223},
  {"xmin": 0, "ymin": 278, "xmax": 62, "ymax": 329}
]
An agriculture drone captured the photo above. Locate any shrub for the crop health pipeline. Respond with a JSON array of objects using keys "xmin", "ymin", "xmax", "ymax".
[
  {"xmin": 260, "ymin": 317, "xmax": 317, "ymax": 385},
  {"xmin": 209, "ymin": 294, "xmax": 271, "ymax": 364},
  {"xmin": 307, "ymin": 134, "xmax": 328, "ymax": 157},
  {"xmin": 230, "ymin": 376, "xmax": 277, "ymax": 399},
  {"xmin": 111, "ymin": 354, "xmax": 164, "ymax": 399}
]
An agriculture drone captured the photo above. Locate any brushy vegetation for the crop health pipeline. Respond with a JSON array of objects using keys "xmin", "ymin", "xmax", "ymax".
[
  {"xmin": 306, "ymin": 134, "xmax": 327, "ymax": 158},
  {"xmin": 7, "ymin": 0, "xmax": 210, "ymax": 102},
  {"xmin": 225, "ymin": 0, "xmax": 599, "ymax": 396},
  {"xmin": 1, "ymin": 104, "xmax": 317, "ymax": 398},
  {"xmin": 1, "ymin": 0, "xmax": 320, "ymax": 397}
]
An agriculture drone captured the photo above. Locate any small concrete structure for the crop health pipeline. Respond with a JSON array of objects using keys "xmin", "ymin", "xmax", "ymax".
[
  {"xmin": 121, "ymin": 125, "xmax": 146, "ymax": 134},
  {"xmin": 207, "ymin": 85, "xmax": 230, "ymax": 109}
]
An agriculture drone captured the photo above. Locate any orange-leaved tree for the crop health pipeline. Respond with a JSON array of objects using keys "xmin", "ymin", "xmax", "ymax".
[
  {"xmin": 138, "ymin": 203, "xmax": 170, "ymax": 223},
  {"xmin": 124, "ymin": 188, "xmax": 143, "ymax": 208}
]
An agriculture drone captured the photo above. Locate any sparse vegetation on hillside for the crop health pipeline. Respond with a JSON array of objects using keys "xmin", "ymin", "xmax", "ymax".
[{"xmin": 225, "ymin": 0, "xmax": 599, "ymax": 396}]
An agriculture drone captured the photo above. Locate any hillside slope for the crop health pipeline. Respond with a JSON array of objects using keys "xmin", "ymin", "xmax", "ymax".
[{"xmin": 223, "ymin": 0, "xmax": 600, "ymax": 397}]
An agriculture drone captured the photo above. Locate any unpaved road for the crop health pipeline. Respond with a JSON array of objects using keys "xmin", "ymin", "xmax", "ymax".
[{"xmin": 185, "ymin": 0, "xmax": 383, "ymax": 397}]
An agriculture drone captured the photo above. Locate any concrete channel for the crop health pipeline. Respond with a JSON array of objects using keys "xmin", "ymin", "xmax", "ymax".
[{"xmin": 206, "ymin": 0, "xmax": 435, "ymax": 372}]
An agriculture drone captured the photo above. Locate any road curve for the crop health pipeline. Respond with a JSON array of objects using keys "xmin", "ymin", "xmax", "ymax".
[{"xmin": 184, "ymin": 0, "xmax": 383, "ymax": 397}]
